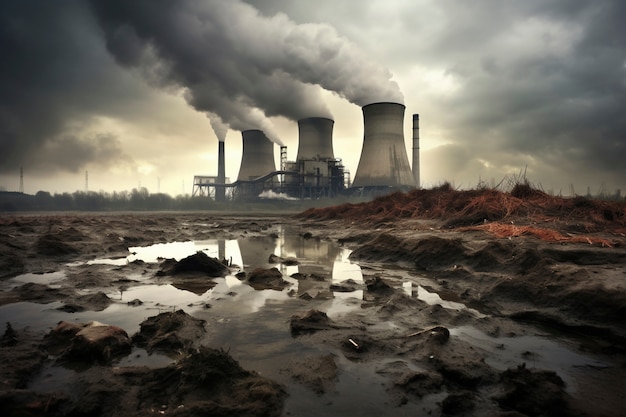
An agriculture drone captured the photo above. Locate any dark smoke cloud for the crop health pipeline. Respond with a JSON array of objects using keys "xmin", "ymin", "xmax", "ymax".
[
  {"xmin": 88, "ymin": 0, "xmax": 403, "ymax": 142},
  {"xmin": 0, "ymin": 0, "xmax": 142, "ymax": 175}
]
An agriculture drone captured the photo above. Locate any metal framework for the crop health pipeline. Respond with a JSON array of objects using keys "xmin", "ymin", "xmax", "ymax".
[{"xmin": 192, "ymin": 163, "xmax": 348, "ymax": 201}]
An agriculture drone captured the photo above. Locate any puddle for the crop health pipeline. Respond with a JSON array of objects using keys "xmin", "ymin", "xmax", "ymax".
[{"xmin": 4, "ymin": 271, "xmax": 67, "ymax": 289}]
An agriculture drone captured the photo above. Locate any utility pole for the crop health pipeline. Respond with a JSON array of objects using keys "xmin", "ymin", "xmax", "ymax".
[{"xmin": 85, "ymin": 171, "xmax": 89, "ymax": 192}]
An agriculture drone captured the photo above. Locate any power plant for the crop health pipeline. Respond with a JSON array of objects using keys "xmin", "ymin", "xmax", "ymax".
[{"xmin": 193, "ymin": 102, "xmax": 420, "ymax": 200}]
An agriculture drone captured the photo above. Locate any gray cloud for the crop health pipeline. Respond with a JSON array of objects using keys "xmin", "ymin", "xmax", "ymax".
[
  {"xmin": 429, "ymin": 0, "xmax": 626, "ymax": 188},
  {"xmin": 88, "ymin": 0, "xmax": 403, "ymax": 142},
  {"xmin": 0, "ymin": 0, "xmax": 145, "ymax": 175}
]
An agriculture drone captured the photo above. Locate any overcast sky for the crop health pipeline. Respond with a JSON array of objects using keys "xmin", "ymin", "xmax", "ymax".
[{"xmin": 1, "ymin": 0, "xmax": 624, "ymax": 197}]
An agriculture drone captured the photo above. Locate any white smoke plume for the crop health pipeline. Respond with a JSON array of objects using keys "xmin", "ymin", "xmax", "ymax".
[
  {"xmin": 207, "ymin": 113, "xmax": 228, "ymax": 143},
  {"xmin": 89, "ymin": 0, "xmax": 403, "ymax": 142}
]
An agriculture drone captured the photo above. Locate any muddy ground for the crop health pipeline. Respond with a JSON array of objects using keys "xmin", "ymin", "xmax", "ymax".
[{"xmin": 0, "ymin": 211, "xmax": 625, "ymax": 416}]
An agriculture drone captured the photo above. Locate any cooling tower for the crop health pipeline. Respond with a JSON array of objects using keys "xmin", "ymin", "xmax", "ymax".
[
  {"xmin": 237, "ymin": 130, "xmax": 276, "ymax": 181},
  {"xmin": 296, "ymin": 117, "xmax": 334, "ymax": 161},
  {"xmin": 352, "ymin": 102, "xmax": 415, "ymax": 188}
]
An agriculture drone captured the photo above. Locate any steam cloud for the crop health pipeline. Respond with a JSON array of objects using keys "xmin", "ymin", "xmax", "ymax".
[{"xmin": 88, "ymin": 0, "xmax": 403, "ymax": 142}]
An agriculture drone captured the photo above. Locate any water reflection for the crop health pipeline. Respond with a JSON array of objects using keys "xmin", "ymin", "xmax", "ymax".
[
  {"xmin": 5, "ymin": 271, "xmax": 66, "ymax": 289},
  {"xmin": 114, "ymin": 229, "xmax": 366, "ymax": 304}
]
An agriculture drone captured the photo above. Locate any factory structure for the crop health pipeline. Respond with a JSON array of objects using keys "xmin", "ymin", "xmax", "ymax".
[{"xmin": 192, "ymin": 102, "xmax": 421, "ymax": 200}]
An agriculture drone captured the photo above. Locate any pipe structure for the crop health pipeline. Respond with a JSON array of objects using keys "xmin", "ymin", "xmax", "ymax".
[
  {"xmin": 237, "ymin": 130, "xmax": 276, "ymax": 181},
  {"xmin": 296, "ymin": 117, "xmax": 335, "ymax": 162},
  {"xmin": 352, "ymin": 102, "xmax": 415, "ymax": 188},
  {"xmin": 412, "ymin": 114, "xmax": 420, "ymax": 189}
]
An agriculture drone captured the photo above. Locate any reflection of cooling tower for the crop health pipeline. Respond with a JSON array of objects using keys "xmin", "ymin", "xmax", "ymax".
[
  {"xmin": 352, "ymin": 102, "xmax": 415, "ymax": 188},
  {"xmin": 296, "ymin": 117, "xmax": 334, "ymax": 161},
  {"xmin": 237, "ymin": 130, "xmax": 276, "ymax": 181}
]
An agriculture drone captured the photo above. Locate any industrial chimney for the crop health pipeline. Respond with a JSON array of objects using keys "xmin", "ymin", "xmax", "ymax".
[
  {"xmin": 412, "ymin": 114, "xmax": 420, "ymax": 188},
  {"xmin": 352, "ymin": 102, "xmax": 415, "ymax": 188},
  {"xmin": 216, "ymin": 140, "xmax": 226, "ymax": 200},
  {"xmin": 296, "ymin": 117, "xmax": 334, "ymax": 161},
  {"xmin": 237, "ymin": 130, "xmax": 276, "ymax": 181}
]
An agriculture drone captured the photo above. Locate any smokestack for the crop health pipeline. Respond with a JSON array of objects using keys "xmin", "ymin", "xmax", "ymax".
[
  {"xmin": 216, "ymin": 140, "xmax": 226, "ymax": 201},
  {"xmin": 352, "ymin": 102, "xmax": 415, "ymax": 188},
  {"xmin": 237, "ymin": 130, "xmax": 276, "ymax": 181},
  {"xmin": 296, "ymin": 117, "xmax": 334, "ymax": 161},
  {"xmin": 412, "ymin": 114, "xmax": 420, "ymax": 188}
]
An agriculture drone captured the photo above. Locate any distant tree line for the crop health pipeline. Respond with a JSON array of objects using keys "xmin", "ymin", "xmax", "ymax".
[{"xmin": 0, "ymin": 188, "xmax": 226, "ymax": 211}]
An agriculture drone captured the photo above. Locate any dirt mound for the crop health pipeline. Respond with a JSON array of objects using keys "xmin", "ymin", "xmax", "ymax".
[
  {"xmin": 494, "ymin": 364, "xmax": 573, "ymax": 417},
  {"xmin": 290, "ymin": 310, "xmax": 336, "ymax": 335},
  {"xmin": 158, "ymin": 251, "xmax": 230, "ymax": 277},
  {"xmin": 138, "ymin": 346, "xmax": 287, "ymax": 416},
  {"xmin": 132, "ymin": 310, "xmax": 206, "ymax": 355},
  {"xmin": 59, "ymin": 291, "xmax": 113, "ymax": 312},
  {"xmin": 248, "ymin": 267, "xmax": 290, "ymax": 291}
]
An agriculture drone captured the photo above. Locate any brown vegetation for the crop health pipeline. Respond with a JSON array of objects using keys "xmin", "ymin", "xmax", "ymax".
[{"xmin": 297, "ymin": 183, "xmax": 626, "ymax": 245}]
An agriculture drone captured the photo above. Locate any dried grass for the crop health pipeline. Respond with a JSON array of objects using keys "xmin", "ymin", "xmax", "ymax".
[{"xmin": 296, "ymin": 184, "xmax": 625, "ymax": 245}]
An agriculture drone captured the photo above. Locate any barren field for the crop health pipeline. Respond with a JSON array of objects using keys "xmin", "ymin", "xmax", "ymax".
[{"xmin": 1, "ymin": 189, "xmax": 625, "ymax": 416}]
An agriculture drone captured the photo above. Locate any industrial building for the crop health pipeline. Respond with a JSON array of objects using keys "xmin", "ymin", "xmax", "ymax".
[{"xmin": 192, "ymin": 102, "xmax": 420, "ymax": 200}]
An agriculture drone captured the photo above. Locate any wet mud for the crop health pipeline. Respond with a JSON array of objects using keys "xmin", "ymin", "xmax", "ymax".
[{"xmin": 0, "ymin": 211, "xmax": 624, "ymax": 416}]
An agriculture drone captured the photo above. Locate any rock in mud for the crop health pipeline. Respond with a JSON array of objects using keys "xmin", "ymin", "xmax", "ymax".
[
  {"xmin": 248, "ymin": 267, "xmax": 290, "ymax": 291},
  {"xmin": 69, "ymin": 323, "xmax": 132, "ymax": 362},
  {"xmin": 43, "ymin": 321, "xmax": 84, "ymax": 355},
  {"xmin": 157, "ymin": 251, "xmax": 229, "ymax": 277},
  {"xmin": 44, "ymin": 320, "xmax": 132, "ymax": 363},
  {"xmin": 132, "ymin": 309, "xmax": 206, "ymax": 355},
  {"xmin": 290, "ymin": 309, "xmax": 336, "ymax": 336}
]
